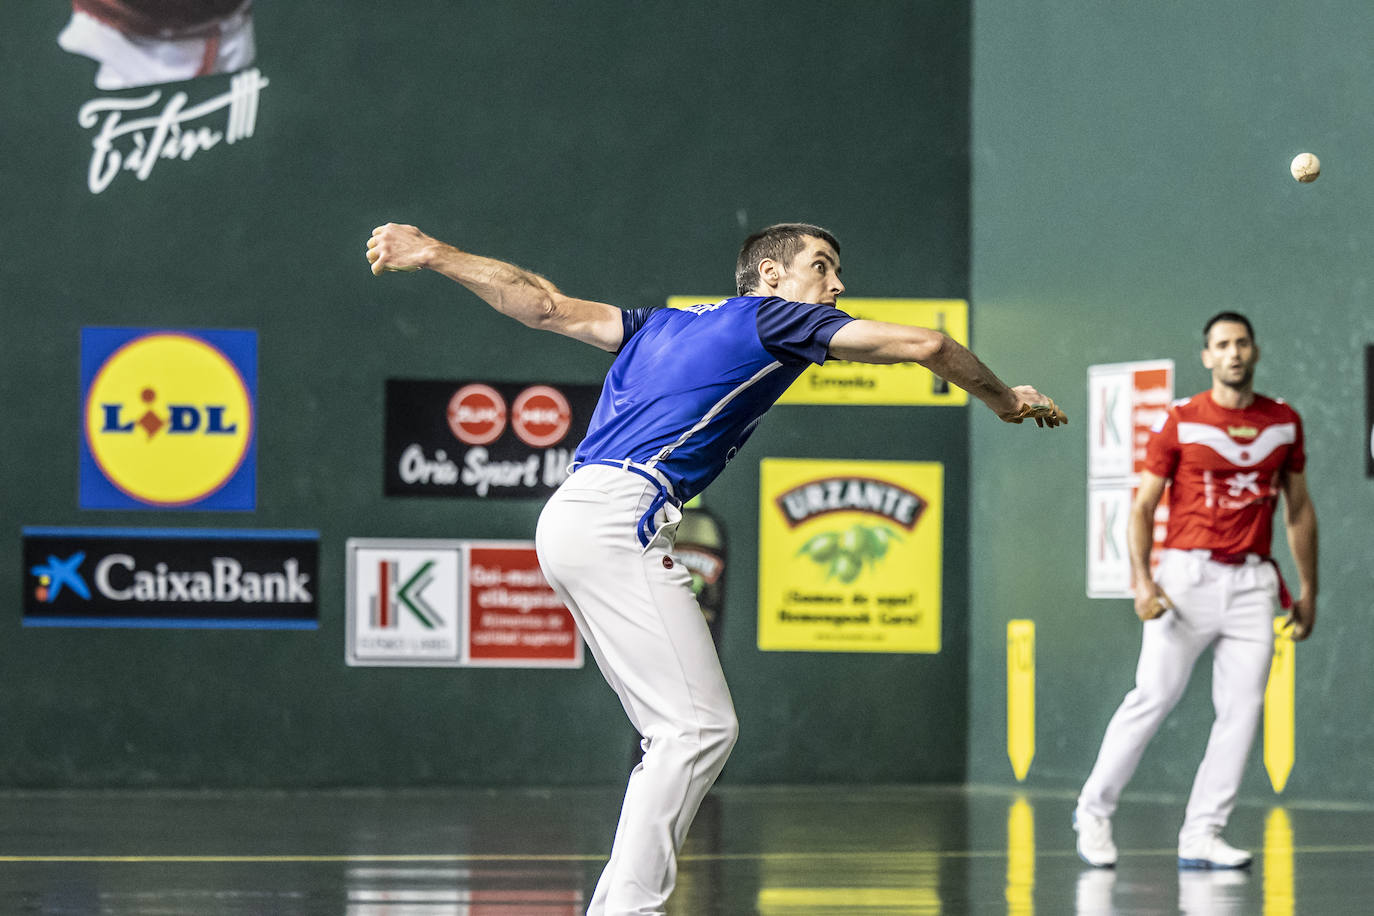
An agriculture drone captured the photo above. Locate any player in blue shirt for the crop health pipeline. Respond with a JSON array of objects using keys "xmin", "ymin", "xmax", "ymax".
[{"xmin": 368, "ymin": 221, "xmax": 1065, "ymax": 915}]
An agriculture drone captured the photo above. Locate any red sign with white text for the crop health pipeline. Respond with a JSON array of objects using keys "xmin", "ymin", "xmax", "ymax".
[
  {"xmin": 511, "ymin": 385, "xmax": 572, "ymax": 447},
  {"xmin": 463, "ymin": 543, "xmax": 582, "ymax": 667}
]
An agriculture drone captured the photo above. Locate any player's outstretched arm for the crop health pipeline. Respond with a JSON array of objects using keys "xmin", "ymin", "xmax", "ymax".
[
  {"xmin": 826, "ymin": 319, "xmax": 1067, "ymax": 427},
  {"xmin": 365, "ymin": 223, "xmax": 625, "ymax": 352}
]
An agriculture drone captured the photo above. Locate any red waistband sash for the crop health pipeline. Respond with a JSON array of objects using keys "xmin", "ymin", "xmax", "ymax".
[{"xmin": 1208, "ymin": 551, "xmax": 1293, "ymax": 609}]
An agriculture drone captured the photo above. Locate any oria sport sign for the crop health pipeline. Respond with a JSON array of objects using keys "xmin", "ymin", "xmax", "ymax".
[{"xmin": 384, "ymin": 379, "xmax": 600, "ymax": 499}]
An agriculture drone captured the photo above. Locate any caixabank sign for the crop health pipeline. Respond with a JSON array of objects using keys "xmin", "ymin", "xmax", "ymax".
[
  {"xmin": 23, "ymin": 527, "xmax": 318, "ymax": 629},
  {"xmin": 80, "ymin": 327, "xmax": 257, "ymax": 510}
]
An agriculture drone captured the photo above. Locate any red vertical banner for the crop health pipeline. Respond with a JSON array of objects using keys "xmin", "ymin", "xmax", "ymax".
[
  {"xmin": 1130, "ymin": 367, "xmax": 1171, "ymax": 473},
  {"xmin": 463, "ymin": 542, "xmax": 583, "ymax": 667}
]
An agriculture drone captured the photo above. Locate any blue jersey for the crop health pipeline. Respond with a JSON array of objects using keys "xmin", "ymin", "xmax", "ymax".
[{"xmin": 573, "ymin": 296, "xmax": 854, "ymax": 501}]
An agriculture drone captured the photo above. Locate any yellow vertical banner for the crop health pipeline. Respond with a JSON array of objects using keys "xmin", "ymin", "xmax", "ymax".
[
  {"xmin": 1262, "ymin": 807, "xmax": 1295, "ymax": 916},
  {"xmin": 1007, "ymin": 620, "xmax": 1035, "ymax": 781},
  {"xmin": 1264, "ymin": 618, "xmax": 1295, "ymax": 793},
  {"xmin": 757, "ymin": 458, "xmax": 943, "ymax": 653},
  {"xmin": 1006, "ymin": 796, "xmax": 1034, "ymax": 916}
]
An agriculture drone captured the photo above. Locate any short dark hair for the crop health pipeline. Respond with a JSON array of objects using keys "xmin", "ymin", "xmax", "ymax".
[
  {"xmin": 735, "ymin": 223, "xmax": 841, "ymax": 296},
  {"xmin": 1203, "ymin": 311, "xmax": 1255, "ymax": 345}
]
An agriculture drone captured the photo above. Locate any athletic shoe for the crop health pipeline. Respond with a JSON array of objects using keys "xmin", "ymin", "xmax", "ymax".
[
  {"xmin": 1177, "ymin": 830, "xmax": 1253, "ymax": 870},
  {"xmin": 1074, "ymin": 809, "xmax": 1118, "ymax": 868}
]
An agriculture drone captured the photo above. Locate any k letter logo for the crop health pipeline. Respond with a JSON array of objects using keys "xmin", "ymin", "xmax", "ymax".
[{"xmin": 80, "ymin": 328, "xmax": 257, "ymax": 510}]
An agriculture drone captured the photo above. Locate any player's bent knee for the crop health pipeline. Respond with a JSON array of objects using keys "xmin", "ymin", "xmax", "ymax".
[{"xmin": 706, "ymin": 714, "xmax": 740, "ymax": 761}]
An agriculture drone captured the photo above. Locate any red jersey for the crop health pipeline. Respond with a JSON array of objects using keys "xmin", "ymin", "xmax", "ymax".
[{"xmin": 1145, "ymin": 391, "xmax": 1305, "ymax": 555}]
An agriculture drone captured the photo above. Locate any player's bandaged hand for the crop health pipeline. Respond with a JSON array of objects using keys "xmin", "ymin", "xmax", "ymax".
[
  {"xmin": 1003, "ymin": 387, "xmax": 1067, "ymax": 428},
  {"xmin": 1134, "ymin": 584, "xmax": 1174, "ymax": 621},
  {"xmin": 1282, "ymin": 595, "xmax": 1316, "ymax": 642}
]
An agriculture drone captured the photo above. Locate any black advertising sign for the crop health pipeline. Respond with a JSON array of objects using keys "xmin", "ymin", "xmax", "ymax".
[
  {"xmin": 1367, "ymin": 345, "xmax": 1374, "ymax": 478},
  {"xmin": 384, "ymin": 379, "xmax": 601, "ymax": 498},
  {"xmin": 23, "ymin": 527, "xmax": 318, "ymax": 629}
]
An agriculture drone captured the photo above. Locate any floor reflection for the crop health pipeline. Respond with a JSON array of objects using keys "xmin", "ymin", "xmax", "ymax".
[
  {"xmin": 344, "ymin": 865, "xmax": 583, "ymax": 915},
  {"xmin": 1006, "ymin": 795, "xmax": 1034, "ymax": 915},
  {"xmin": 1178, "ymin": 869, "xmax": 1250, "ymax": 916},
  {"xmin": 0, "ymin": 788, "xmax": 1367, "ymax": 915},
  {"xmin": 1262, "ymin": 806, "xmax": 1293, "ymax": 916},
  {"xmin": 1074, "ymin": 867, "xmax": 1116, "ymax": 915}
]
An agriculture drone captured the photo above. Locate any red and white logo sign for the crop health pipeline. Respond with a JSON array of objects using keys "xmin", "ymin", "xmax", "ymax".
[
  {"xmin": 465, "ymin": 543, "xmax": 581, "ymax": 667},
  {"xmin": 447, "ymin": 384, "xmax": 507, "ymax": 445},
  {"xmin": 511, "ymin": 385, "xmax": 573, "ymax": 448}
]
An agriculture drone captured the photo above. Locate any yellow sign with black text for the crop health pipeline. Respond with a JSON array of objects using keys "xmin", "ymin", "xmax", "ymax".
[
  {"xmin": 666, "ymin": 297, "xmax": 969, "ymax": 406},
  {"xmin": 757, "ymin": 458, "xmax": 943, "ymax": 653}
]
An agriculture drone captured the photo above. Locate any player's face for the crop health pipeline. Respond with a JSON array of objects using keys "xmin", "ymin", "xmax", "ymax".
[
  {"xmin": 1202, "ymin": 321, "xmax": 1259, "ymax": 389},
  {"xmin": 774, "ymin": 238, "xmax": 845, "ymax": 306}
]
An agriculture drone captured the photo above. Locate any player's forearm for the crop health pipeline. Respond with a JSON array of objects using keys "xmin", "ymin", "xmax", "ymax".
[
  {"xmin": 1126, "ymin": 503, "xmax": 1155, "ymax": 588},
  {"xmin": 421, "ymin": 243, "xmax": 560, "ymax": 329},
  {"xmin": 1286, "ymin": 502, "xmax": 1318, "ymax": 598},
  {"xmin": 918, "ymin": 334, "xmax": 1018, "ymax": 416}
]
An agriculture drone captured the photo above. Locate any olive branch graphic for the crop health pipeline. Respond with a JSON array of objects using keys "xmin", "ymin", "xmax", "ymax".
[{"xmin": 796, "ymin": 523, "xmax": 902, "ymax": 583}]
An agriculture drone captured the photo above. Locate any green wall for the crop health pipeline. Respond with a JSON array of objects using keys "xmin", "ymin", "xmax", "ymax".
[
  {"xmin": 970, "ymin": 2, "xmax": 1374, "ymax": 803},
  {"xmin": 0, "ymin": 3, "xmax": 972, "ymax": 786}
]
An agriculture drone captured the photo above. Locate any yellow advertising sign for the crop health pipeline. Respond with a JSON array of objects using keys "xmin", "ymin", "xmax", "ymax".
[
  {"xmin": 757, "ymin": 458, "xmax": 942, "ymax": 653},
  {"xmin": 1265, "ymin": 617, "xmax": 1296, "ymax": 793},
  {"xmin": 666, "ymin": 297, "xmax": 969, "ymax": 406},
  {"xmin": 1007, "ymin": 620, "xmax": 1036, "ymax": 782}
]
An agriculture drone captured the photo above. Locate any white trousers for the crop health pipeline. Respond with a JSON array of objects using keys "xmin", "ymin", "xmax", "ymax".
[
  {"xmin": 1078, "ymin": 549, "xmax": 1278, "ymax": 843},
  {"xmin": 58, "ymin": 10, "xmax": 257, "ymax": 90},
  {"xmin": 536, "ymin": 465, "xmax": 738, "ymax": 916}
]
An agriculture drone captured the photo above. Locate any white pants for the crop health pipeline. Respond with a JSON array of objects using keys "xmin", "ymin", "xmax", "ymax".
[
  {"xmin": 536, "ymin": 465, "xmax": 738, "ymax": 916},
  {"xmin": 58, "ymin": 10, "xmax": 257, "ymax": 90},
  {"xmin": 1078, "ymin": 549, "xmax": 1278, "ymax": 843}
]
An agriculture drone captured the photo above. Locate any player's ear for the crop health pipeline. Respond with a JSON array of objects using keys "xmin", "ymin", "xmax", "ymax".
[
  {"xmin": 1200, "ymin": 347, "xmax": 1214, "ymax": 370},
  {"xmin": 757, "ymin": 258, "xmax": 782, "ymax": 291}
]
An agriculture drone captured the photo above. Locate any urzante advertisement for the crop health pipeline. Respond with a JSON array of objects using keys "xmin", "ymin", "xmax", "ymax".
[
  {"xmin": 384, "ymin": 379, "xmax": 600, "ymax": 499},
  {"xmin": 757, "ymin": 458, "xmax": 944, "ymax": 654}
]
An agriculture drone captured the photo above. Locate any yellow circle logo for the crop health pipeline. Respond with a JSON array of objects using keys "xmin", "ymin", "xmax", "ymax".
[{"xmin": 85, "ymin": 333, "xmax": 254, "ymax": 506}]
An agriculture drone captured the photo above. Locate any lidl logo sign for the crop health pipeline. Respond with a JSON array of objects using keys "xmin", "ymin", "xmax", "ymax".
[{"xmin": 80, "ymin": 328, "xmax": 257, "ymax": 510}]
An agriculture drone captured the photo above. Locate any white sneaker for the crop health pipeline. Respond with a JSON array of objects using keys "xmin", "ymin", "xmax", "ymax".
[
  {"xmin": 1177, "ymin": 830, "xmax": 1252, "ymax": 870},
  {"xmin": 1074, "ymin": 809, "xmax": 1118, "ymax": 868}
]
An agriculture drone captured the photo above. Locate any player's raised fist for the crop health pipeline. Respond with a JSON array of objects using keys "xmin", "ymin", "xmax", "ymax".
[{"xmin": 367, "ymin": 223, "xmax": 433, "ymax": 275}]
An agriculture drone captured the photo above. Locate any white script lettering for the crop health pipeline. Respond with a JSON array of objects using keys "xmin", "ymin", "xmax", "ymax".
[{"xmin": 78, "ymin": 68, "xmax": 269, "ymax": 194}]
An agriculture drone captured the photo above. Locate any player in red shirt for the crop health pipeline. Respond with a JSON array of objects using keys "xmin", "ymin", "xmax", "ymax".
[{"xmin": 1074, "ymin": 312, "xmax": 1318, "ymax": 870}]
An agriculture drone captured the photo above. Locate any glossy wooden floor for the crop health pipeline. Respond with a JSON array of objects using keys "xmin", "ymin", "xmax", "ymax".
[{"xmin": 0, "ymin": 785, "xmax": 1370, "ymax": 914}]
